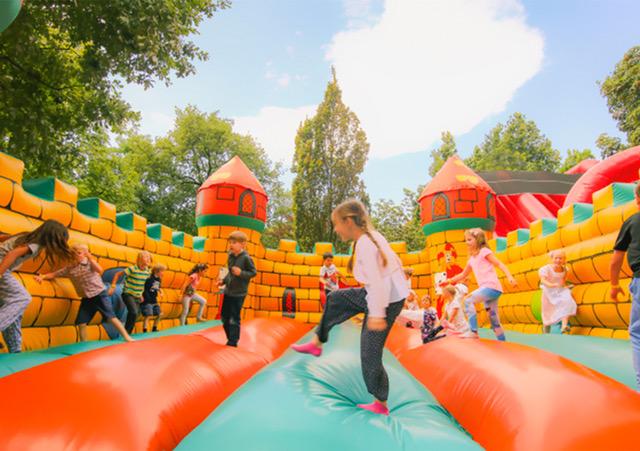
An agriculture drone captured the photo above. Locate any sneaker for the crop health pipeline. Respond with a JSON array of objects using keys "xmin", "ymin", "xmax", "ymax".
[
  {"xmin": 291, "ymin": 341, "xmax": 322, "ymax": 357},
  {"xmin": 460, "ymin": 331, "xmax": 479, "ymax": 339},
  {"xmin": 152, "ymin": 327, "xmax": 158, "ymax": 332},
  {"xmin": 357, "ymin": 401, "xmax": 389, "ymax": 416},
  {"xmin": 142, "ymin": 329, "xmax": 148, "ymax": 333}
]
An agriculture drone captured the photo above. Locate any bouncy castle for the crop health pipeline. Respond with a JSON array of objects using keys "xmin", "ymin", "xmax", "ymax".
[{"xmin": 1, "ymin": 147, "xmax": 640, "ymax": 450}]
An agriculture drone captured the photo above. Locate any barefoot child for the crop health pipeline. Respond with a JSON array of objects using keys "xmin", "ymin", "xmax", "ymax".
[
  {"xmin": 180, "ymin": 264, "xmax": 209, "ymax": 325},
  {"xmin": 292, "ymin": 199, "xmax": 408, "ymax": 416},
  {"xmin": 610, "ymin": 182, "xmax": 640, "ymax": 389},
  {"xmin": 445, "ymin": 228, "xmax": 517, "ymax": 340},
  {"xmin": 142, "ymin": 263, "xmax": 166, "ymax": 333},
  {"xmin": 539, "ymin": 250, "xmax": 577, "ymax": 334},
  {"xmin": 37, "ymin": 243, "xmax": 134, "ymax": 343},
  {"xmin": 219, "ymin": 231, "xmax": 256, "ymax": 346},
  {"xmin": 0, "ymin": 220, "xmax": 73, "ymax": 352},
  {"xmin": 440, "ymin": 284, "xmax": 470, "ymax": 336},
  {"xmin": 109, "ymin": 251, "xmax": 152, "ymax": 334}
]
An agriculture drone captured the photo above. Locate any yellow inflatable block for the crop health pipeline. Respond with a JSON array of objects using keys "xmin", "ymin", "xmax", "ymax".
[
  {"xmin": 256, "ymin": 258, "xmax": 274, "ymax": 273},
  {"xmin": 308, "ymin": 289, "xmax": 320, "ymax": 300},
  {"xmin": 617, "ymin": 302, "xmax": 631, "ymax": 325},
  {"xmin": 570, "ymin": 259, "xmax": 601, "ymax": 283},
  {"xmin": 64, "ymin": 300, "xmax": 82, "ymax": 325},
  {"xmin": 284, "ymin": 252, "xmax": 304, "ymax": 265},
  {"xmin": 308, "ymin": 312, "xmax": 322, "ymax": 323},
  {"xmin": 280, "ymin": 274, "xmax": 299, "ymax": 288},
  {"xmin": 34, "ymin": 298, "xmax": 71, "ymax": 326},
  {"xmin": 22, "ymin": 296, "xmax": 42, "ymax": 327},
  {"xmin": 417, "ymin": 276, "xmax": 431, "ymax": 289},
  {"xmin": 85, "ymin": 325, "xmax": 102, "ymax": 341},
  {"xmin": 401, "ymin": 253, "xmax": 420, "ymax": 265},
  {"xmin": 254, "ymin": 245, "xmax": 266, "ymax": 259},
  {"xmin": 303, "ymin": 254, "xmax": 323, "ymax": 266},
  {"xmin": 299, "ymin": 300, "xmax": 320, "ymax": 313},
  {"xmin": 19, "ymin": 274, "xmax": 55, "ymax": 297},
  {"xmin": 589, "ymin": 328, "xmax": 614, "ymax": 338},
  {"xmin": 592, "ymin": 185, "xmax": 614, "ymax": 212},
  {"xmin": 623, "ymin": 202, "xmax": 637, "ymax": 221},
  {"xmin": 596, "ymin": 205, "xmax": 626, "ymax": 236},
  {"xmin": 90, "ymin": 218, "xmax": 113, "ymax": 241},
  {"xmin": 390, "ymin": 241, "xmax": 407, "ymax": 254},
  {"xmin": 261, "ymin": 272, "xmax": 280, "ymax": 286},
  {"xmin": 206, "ymin": 238, "xmax": 227, "ymax": 252},
  {"xmin": 292, "ymin": 265, "xmax": 310, "ymax": 276},
  {"xmin": 444, "ymin": 230, "xmax": 465, "ymax": 242},
  {"xmin": 179, "ymin": 247, "xmax": 193, "ymax": 261},
  {"xmin": 0, "ymin": 208, "xmax": 35, "ymax": 235},
  {"xmin": 412, "ymin": 263, "xmax": 430, "ymax": 276},
  {"xmin": 506, "ymin": 246, "xmax": 521, "ymax": 264},
  {"xmin": 270, "ymin": 286, "xmax": 285, "ymax": 298},
  {"xmin": 332, "ymin": 255, "xmax": 348, "ymax": 267},
  {"xmin": 0, "ymin": 152, "xmax": 24, "ymax": 184},
  {"xmin": 21, "ymin": 327, "xmax": 50, "ymax": 352},
  {"xmin": 575, "ymin": 305, "xmax": 603, "ymax": 327},
  {"xmin": 255, "ymin": 284, "xmax": 270, "ymax": 297},
  {"xmin": 39, "ymin": 200, "xmax": 73, "ymax": 226},
  {"xmin": 278, "ymin": 239, "xmax": 298, "ymax": 252},
  {"xmin": 593, "ymin": 303, "xmax": 627, "ymax": 329},
  {"xmin": 314, "ymin": 242, "xmax": 333, "ymax": 255},
  {"xmin": 259, "ymin": 297, "xmax": 279, "ymax": 311},
  {"xmin": 143, "ymin": 236, "xmax": 158, "ymax": 253},
  {"xmin": 217, "ymin": 226, "xmax": 237, "ymax": 239},
  {"xmin": 10, "ymin": 186, "xmax": 42, "ymax": 219},
  {"xmin": 578, "ymin": 217, "xmax": 600, "ymax": 242},
  {"xmin": 69, "ymin": 210, "xmax": 92, "ymax": 233},
  {"xmin": 427, "ymin": 231, "xmax": 446, "ymax": 247},
  {"xmin": 300, "ymin": 276, "xmax": 319, "ymax": 289},
  {"xmin": 613, "ymin": 329, "xmax": 630, "ymax": 340},
  {"xmin": 108, "ymin": 226, "xmax": 127, "ymax": 246},
  {"xmin": 0, "ymin": 178, "xmax": 14, "ymax": 208},
  {"xmin": 274, "ymin": 262, "xmax": 293, "ymax": 274},
  {"xmin": 265, "ymin": 249, "xmax": 286, "ymax": 263},
  {"xmin": 155, "ymin": 240, "xmax": 171, "ymax": 256}
]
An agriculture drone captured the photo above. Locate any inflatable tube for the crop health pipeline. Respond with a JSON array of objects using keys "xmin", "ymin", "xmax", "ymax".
[
  {"xmin": 397, "ymin": 337, "xmax": 640, "ymax": 451},
  {"xmin": 564, "ymin": 146, "xmax": 640, "ymax": 206},
  {"xmin": 565, "ymin": 159, "xmax": 599, "ymax": 175},
  {"xmin": 0, "ymin": 318, "xmax": 310, "ymax": 450},
  {"xmin": 177, "ymin": 323, "xmax": 481, "ymax": 451}
]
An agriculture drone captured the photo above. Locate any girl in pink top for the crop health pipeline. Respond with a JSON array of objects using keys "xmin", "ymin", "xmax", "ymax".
[
  {"xmin": 179, "ymin": 264, "xmax": 208, "ymax": 325},
  {"xmin": 446, "ymin": 228, "xmax": 516, "ymax": 340}
]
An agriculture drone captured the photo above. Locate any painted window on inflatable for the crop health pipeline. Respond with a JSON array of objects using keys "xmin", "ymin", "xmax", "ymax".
[
  {"xmin": 486, "ymin": 193, "xmax": 495, "ymax": 221},
  {"xmin": 216, "ymin": 186, "xmax": 235, "ymax": 201},
  {"xmin": 432, "ymin": 193, "xmax": 450, "ymax": 220},
  {"xmin": 238, "ymin": 190, "xmax": 256, "ymax": 218}
]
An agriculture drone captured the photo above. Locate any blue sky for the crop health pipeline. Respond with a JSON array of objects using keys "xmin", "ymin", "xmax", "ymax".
[{"xmin": 122, "ymin": 0, "xmax": 640, "ymax": 203}]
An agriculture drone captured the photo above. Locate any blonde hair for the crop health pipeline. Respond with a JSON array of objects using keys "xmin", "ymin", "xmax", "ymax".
[
  {"xmin": 465, "ymin": 228, "xmax": 488, "ymax": 249},
  {"xmin": 548, "ymin": 249, "xmax": 566, "ymax": 259},
  {"xmin": 333, "ymin": 199, "xmax": 387, "ymax": 273},
  {"xmin": 443, "ymin": 285, "xmax": 457, "ymax": 297},
  {"xmin": 152, "ymin": 263, "xmax": 167, "ymax": 274},
  {"xmin": 228, "ymin": 230, "xmax": 248, "ymax": 243},
  {"xmin": 137, "ymin": 251, "xmax": 152, "ymax": 265},
  {"xmin": 70, "ymin": 242, "xmax": 89, "ymax": 252}
]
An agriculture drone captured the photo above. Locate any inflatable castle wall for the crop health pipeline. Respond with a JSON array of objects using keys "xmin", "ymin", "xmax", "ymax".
[{"xmin": 0, "ymin": 147, "xmax": 638, "ymax": 351}]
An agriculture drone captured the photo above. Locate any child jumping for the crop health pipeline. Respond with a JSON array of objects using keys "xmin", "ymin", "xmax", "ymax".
[
  {"xmin": 180, "ymin": 263, "xmax": 209, "ymax": 325},
  {"xmin": 440, "ymin": 284, "xmax": 470, "ymax": 336},
  {"xmin": 37, "ymin": 243, "xmax": 134, "ymax": 343},
  {"xmin": 319, "ymin": 252, "xmax": 344, "ymax": 299},
  {"xmin": 539, "ymin": 250, "xmax": 577, "ymax": 334},
  {"xmin": 292, "ymin": 199, "xmax": 408, "ymax": 416},
  {"xmin": 445, "ymin": 228, "xmax": 516, "ymax": 340},
  {"xmin": 0, "ymin": 220, "xmax": 73, "ymax": 353},
  {"xmin": 421, "ymin": 294, "xmax": 444, "ymax": 343},
  {"xmin": 142, "ymin": 263, "xmax": 166, "ymax": 333},
  {"xmin": 610, "ymin": 182, "xmax": 640, "ymax": 389},
  {"xmin": 109, "ymin": 251, "xmax": 152, "ymax": 334},
  {"xmin": 219, "ymin": 232, "xmax": 256, "ymax": 346}
]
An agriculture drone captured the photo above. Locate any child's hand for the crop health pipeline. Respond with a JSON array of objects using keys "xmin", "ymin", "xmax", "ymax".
[
  {"xmin": 366, "ymin": 317, "xmax": 387, "ymax": 331},
  {"xmin": 34, "ymin": 274, "xmax": 43, "ymax": 284},
  {"xmin": 108, "ymin": 286, "xmax": 116, "ymax": 296},
  {"xmin": 610, "ymin": 285, "xmax": 625, "ymax": 302},
  {"xmin": 231, "ymin": 266, "xmax": 242, "ymax": 276},
  {"xmin": 507, "ymin": 276, "xmax": 517, "ymax": 287}
]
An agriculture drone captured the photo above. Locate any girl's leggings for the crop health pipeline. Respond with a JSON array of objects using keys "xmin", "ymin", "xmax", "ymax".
[
  {"xmin": 316, "ymin": 287, "xmax": 404, "ymax": 402},
  {"xmin": 465, "ymin": 287, "xmax": 505, "ymax": 341},
  {"xmin": 180, "ymin": 293, "xmax": 206, "ymax": 325},
  {"xmin": 0, "ymin": 273, "xmax": 31, "ymax": 353}
]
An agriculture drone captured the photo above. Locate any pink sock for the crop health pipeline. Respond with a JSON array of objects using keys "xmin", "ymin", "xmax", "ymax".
[
  {"xmin": 357, "ymin": 401, "xmax": 389, "ymax": 416},
  {"xmin": 291, "ymin": 341, "xmax": 322, "ymax": 357}
]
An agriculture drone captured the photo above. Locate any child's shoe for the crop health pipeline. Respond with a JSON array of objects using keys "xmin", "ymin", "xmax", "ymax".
[
  {"xmin": 142, "ymin": 328, "xmax": 148, "ymax": 333},
  {"xmin": 152, "ymin": 327, "xmax": 158, "ymax": 332},
  {"xmin": 357, "ymin": 401, "xmax": 389, "ymax": 416},
  {"xmin": 291, "ymin": 341, "xmax": 322, "ymax": 357},
  {"xmin": 460, "ymin": 331, "xmax": 479, "ymax": 339}
]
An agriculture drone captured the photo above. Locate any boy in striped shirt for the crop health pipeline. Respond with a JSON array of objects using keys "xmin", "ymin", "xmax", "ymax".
[{"xmin": 109, "ymin": 251, "xmax": 152, "ymax": 334}]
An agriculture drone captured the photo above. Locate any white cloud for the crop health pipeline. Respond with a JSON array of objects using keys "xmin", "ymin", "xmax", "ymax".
[
  {"xmin": 233, "ymin": 105, "xmax": 317, "ymax": 163},
  {"xmin": 326, "ymin": 0, "xmax": 544, "ymax": 157},
  {"xmin": 277, "ymin": 73, "xmax": 291, "ymax": 87}
]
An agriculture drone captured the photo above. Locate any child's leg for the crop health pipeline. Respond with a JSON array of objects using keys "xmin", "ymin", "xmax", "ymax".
[
  {"xmin": 485, "ymin": 299, "xmax": 505, "ymax": 341},
  {"xmin": 107, "ymin": 318, "xmax": 135, "ymax": 342},
  {"xmin": 464, "ymin": 293, "xmax": 480, "ymax": 333},
  {"xmin": 95, "ymin": 292, "xmax": 134, "ymax": 342},
  {"xmin": 222, "ymin": 295, "xmax": 245, "ymax": 346},
  {"xmin": 316, "ymin": 288, "xmax": 368, "ymax": 344},
  {"xmin": 180, "ymin": 296, "xmax": 191, "ymax": 325},
  {"xmin": 78, "ymin": 324, "xmax": 88, "ymax": 342},
  {"xmin": 0, "ymin": 273, "xmax": 31, "ymax": 353},
  {"xmin": 360, "ymin": 300, "xmax": 404, "ymax": 404},
  {"xmin": 143, "ymin": 316, "xmax": 149, "ymax": 332},
  {"xmin": 192, "ymin": 293, "xmax": 207, "ymax": 321},
  {"xmin": 153, "ymin": 315, "xmax": 160, "ymax": 330},
  {"xmin": 561, "ymin": 316, "xmax": 569, "ymax": 331},
  {"xmin": 121, "ymin": 293, "xmax": 140, "ymax": 334},
  {"xmin": 2, "ymin": 315, "xmax": 24, "ymax": 353}
]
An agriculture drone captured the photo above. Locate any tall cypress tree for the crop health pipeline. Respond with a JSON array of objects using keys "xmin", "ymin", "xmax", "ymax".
[{"xmin": 291, "ymin": 68, "xmax": 370, "ymax": 252}]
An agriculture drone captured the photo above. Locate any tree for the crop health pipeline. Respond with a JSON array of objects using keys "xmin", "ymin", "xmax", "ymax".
[
  {"xmin": 261, "ymin": 187, "xmax": 294, "ymax": 249},
  {"xmin": 291, "ymin": 69, "xmax": 370, "ymax": 252},
  {"xmin": 371, "ymin": 186, "xmax": 425, "ymax": 252},
  {"xmin": 0, "ymin": 0, "xmax": 229, "ymax": 179},
  {"xmin": 559, "ymin": 148, "xmax": 595, "ymax": 173},
  {"xmin": 466, "ymin": 113, "xmax": 561, "ymax": 172},
  {"xmin": 429, "ymin": 131, "xmax": 457, "ymax": 176},
  {"xmin": 595, "ymin": 133, "xmax": 626, "ymax": 159},
  {"xmin": 600, "ymin": 46, "xmax": 640, "ymax": 146}
]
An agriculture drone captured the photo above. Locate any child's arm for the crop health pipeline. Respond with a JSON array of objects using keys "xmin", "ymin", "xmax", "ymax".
[
  {"xmin": 447, "ymin": 264, "xmax": 472, "ymax": 285},
  {"xmin": 35, "ymin": 266, "xmax": 69, "ymax": 283},
  {"xmin": 0, "ymin": 234, "xmax": 11, "ymax": 243},
  {"xmin": 88, "ymin": 254, "xmax": 104, "ymax": 275},
  {"xmin": 235, "ymin": 256, "xmax": 257, "ymax": 280},
  {"xmin": 539, "ymin": 275, "xmax": 559, "ymax": 288},
  {"xmin": 0, "ymin": 245, "xmax": 31, "ymax": 275},
  {"xmin": 486, "ymin": 253, "xmax": 517, "ymax": 287},
  {"xmin": 108, "ymin": 270, "xmax": 125, "ymax": 295}
]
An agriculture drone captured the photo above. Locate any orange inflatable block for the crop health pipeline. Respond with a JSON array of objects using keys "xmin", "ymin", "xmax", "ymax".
[
  {"xmin": 10, "ymin": 186, "xmax": 42, "ymax": 219},
  {"xmin": 395, "ymin": 337, "xmax": 640, "ymax": 451}
]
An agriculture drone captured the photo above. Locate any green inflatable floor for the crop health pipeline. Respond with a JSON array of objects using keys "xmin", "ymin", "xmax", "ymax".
[
  {"xmin": 478, "ymin": 328, "xmax": 636, "ymax": 389},
  {"xmin": 177, "ymin": 323, "xmax": 481, "ymax": 451},
  {"xmin": 0, "ymin": 320, "xmax": 221, "ymax": 378}
]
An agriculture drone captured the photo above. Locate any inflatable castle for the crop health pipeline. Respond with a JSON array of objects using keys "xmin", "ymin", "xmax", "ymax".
[{"xmin": 1, "ymin": 147, "xmax": 640, "ymax": 450}]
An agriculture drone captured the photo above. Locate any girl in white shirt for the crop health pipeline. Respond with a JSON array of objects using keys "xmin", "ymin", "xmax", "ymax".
[{"xmin": 292, "ymin": 199, "xmax": 408, "ymax": 416}]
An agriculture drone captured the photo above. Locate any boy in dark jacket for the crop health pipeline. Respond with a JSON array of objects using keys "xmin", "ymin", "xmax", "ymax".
[{"xmin": 219, "ymin": 231, "xmax": 257, "ymax": 346}]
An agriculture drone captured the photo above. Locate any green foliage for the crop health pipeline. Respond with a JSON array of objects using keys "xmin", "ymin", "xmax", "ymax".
[
  {"xmin": 559, "ymin": 148, "xmax": 595, "ymax": 173},
  {"xmin": 595, "ymin": 132, "xmax": 627, "ymax": 159},
  {"xmin": 0, "ymin": 0, "xmax": 229, "ymax": 178},
  {"xmin": 466, "ymin": 113, "xmax": 560, "ymax": 172},
  {"xmin": 292, "ymin": 69, "xmax": 370, "ymax": 253},
  {"xmin": 371, "ymin": 186, "xmax": 425, "ymax": 252},
  {"xmin": 261, "ymin": 187, "xmax": 294, "ymax": 249},
  {"xmin": 428, "ymin": 131, "xmax": 457, "ymax": 176},
  {"xmin": 600, "ymin": 46, "xmax": 640, "ymax": 146}
]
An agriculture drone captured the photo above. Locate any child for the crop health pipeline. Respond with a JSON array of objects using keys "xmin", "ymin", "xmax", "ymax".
[
  {"xmin": 292, "ymin": 199, "xmax": 408, "ymax": 416},
  {"xmin": 0, "ymin": 220, "xmax": 73, "ymax": 353},
  {"xmin": 403, "ymin": 267, "xmax": 419, "ymax": 310},
  {"xmin": 180, "ymin": 263, "xmax": 209, "ymax": 325},
  {"xmin": 37, "ymin": 243, "xmax": 134, "ymax": 343},
  {"xmin": 421, "ymin": 294, "xmax": 444, "ymax": 343},
  {"xmin": 108, "ymin": 251, "xmax": 152, "ymax": 334},
  {"xmin": 539, "ymin": 250, "xmax": 577, "ymax": 334},
  {"xmin": 610, "ymin": 182, "xmax": 640, "ymax": 389},
  {"xmin": 142, "ymin": 263, "xmax": 166, "ymax": 333},
  {"xmin": 319, "ymin": 252, "xmax": 343, "ymax": 298},
  {"xmin": 219, "ymin": 232, "xmax": 256, "ymax": 346},
  {"xmin": 440, "ymin": 284, "xmax": 470, "ymax": 336},
  {"xmin": 445, "ymin": 228, "xmax": 517, "ymax": 341}
]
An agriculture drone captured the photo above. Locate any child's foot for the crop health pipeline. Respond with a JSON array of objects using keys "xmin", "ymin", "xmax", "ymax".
[
  {"xmin": 561, "ymin": 326, "xmax": 570, "ymax": 334},
  {"xmin": 291, "ymin": 341, "xmax": 322, "ymax": 357},
  {"xmin": 152, "ymin": 327, "xmax": 158, "ymax": 332},
  {"xmin": 196, "ymin": 317, "xmax": 207, "ymax": 323},
  {"xmin": 226, "ymin": 342, "xmax": 238, "ymax": 347},
  {"xmin": 357, "ymin": 401, "xmax": 389, "ymax": 416},
  {"xmin": 460, "ymin": 331, "xmax": 479, "ymax": 339},
  {"xmin": 125, "ymin": 337, "xmax": 136, "ymax": 343},
  {"xmin": 143, "ymin": 329, "xmax": 148, "ymax": 333}
]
